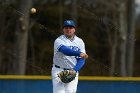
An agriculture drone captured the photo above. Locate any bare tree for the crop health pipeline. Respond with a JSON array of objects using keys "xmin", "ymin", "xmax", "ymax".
[
  {"xmin": 108, "ymin": 20, "xmax": 118, "ymax": 76},
  {"xmin": 0, "ymin": 2, "xmax": 6, "ymax": 74},
  {"xmin": 59, "ymin": 0, "xmax": 63, "ymax": 30},
  {"xmin": 0, "ymin": 1, "xmax": 16, "ymax": 74},
  {"xmin": 126, "ymin": 0, "xmax": 136, "ymax": 76},
  {"xmin": 11, "ymin": 0, "xmax": 32, "ymax": 74},
  {"xmin": 71, "ymin": 0, "xmax": 78, "ymax": 22},
  {"xmin": 119, "ymin": 3, "xmax": 127, "ymax": 76}
]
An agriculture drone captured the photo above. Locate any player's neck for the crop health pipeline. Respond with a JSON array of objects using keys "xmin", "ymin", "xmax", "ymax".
[{"xmin": 64, "ymin": 35, "xmax": 75, "ymax": 40}]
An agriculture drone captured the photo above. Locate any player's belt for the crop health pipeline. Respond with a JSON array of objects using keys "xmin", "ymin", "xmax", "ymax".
[{"xmin": 55, "ymin": 65, "xmax": 70, "ymax": 70}]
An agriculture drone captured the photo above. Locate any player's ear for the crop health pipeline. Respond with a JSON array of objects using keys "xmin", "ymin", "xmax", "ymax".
[
  {"xmin": 73, "ymin": 27, "xmax": 76, "ymax": 33},
  {"xmin": 74, "ymin": 29, "xmax": 76, "ymax": 33}
]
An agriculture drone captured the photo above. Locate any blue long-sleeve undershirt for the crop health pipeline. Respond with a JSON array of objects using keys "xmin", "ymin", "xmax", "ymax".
[
  {"xmin": 59, "ymin": 45, "xmax": 81, "ymax": 56},
  {"xmin": 59, "ymin": 45, "xmax": 85, "ymax": 71},
  {"xmin": 74, "ymin": 58, "xmax": 85, "ymax": 71}
]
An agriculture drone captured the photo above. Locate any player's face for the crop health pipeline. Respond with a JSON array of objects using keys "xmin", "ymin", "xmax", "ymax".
[{"xmin": 63, "ymin": 27, "xmax": 75, "ymax": 38}]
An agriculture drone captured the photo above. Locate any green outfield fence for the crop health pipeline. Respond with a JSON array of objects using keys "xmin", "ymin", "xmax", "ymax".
[{"xmin": 0, "ymin": 75, "xmax": 140, "ymax": 93}]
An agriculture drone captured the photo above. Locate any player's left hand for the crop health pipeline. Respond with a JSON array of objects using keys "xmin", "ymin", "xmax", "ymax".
[{"xmin": 57, "ymin": 69, "xmax": 76, "ymax": 83}]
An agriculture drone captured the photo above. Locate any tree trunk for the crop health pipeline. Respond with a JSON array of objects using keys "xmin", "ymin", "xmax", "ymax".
[
  {"xmin": 108, "ymin": 13, "xmax": 118, "ymax": 76},
  {"xmin": 109, "ymin": 31, "xmax": 117, "ymax": 76},
  {"xmin": 126, "ymin": 0, "xmax": 136, "ymax": 76},
  {"xmin": 59, "ymin": 0, "xmax": 63, "ymax": 30},
  {"xmin": 10, "ymin": 0, "xmax": 32, "ymax": 75},
  {"xmin": 0, "ymin": 3, "xmax": 9, "ymax": 74},
  {"xmin": 71, "ymin": 0, "xmax": 77, "ymax": 22},
  {"xmin": 119, "ymin": 3, "xmax": 127, "ymax": 76},
  {"xmin": 0, "ymin": 5, "xmax": 6, "ymax": 74}
]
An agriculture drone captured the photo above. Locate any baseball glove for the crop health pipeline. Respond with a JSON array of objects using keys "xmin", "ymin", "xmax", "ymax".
[{"xmin": 58, "ymin": 69, "xmax": 76, "ymax": 83}]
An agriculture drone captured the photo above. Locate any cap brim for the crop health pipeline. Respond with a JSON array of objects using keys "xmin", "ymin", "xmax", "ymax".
[{"xmin": 63, "ymin": 25, "xmax": 75, "ymax": 27}]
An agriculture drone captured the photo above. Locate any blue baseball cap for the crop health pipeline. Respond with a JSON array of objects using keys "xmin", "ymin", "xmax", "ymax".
[{"xmin": 63, "ymin": 20, "xmax": 76, "ymax": 27}]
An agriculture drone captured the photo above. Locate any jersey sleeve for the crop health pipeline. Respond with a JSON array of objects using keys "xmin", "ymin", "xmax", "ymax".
[
  {"xmin": 79, "ymin": 39, "xmax": 86, "ymax": 53},
  {"xmin": 54, "ymin": 39, "xmax": 64, "ymax": 52},
  {"xmin": 74, "ymin": 58, "xmax": 85, "ymax": 71},
  {"xmin": 59, "ymin": 45, "xmax": 81, "ymax": 56}
]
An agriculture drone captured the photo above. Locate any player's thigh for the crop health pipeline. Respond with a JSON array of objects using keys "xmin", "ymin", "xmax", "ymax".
[
  {"xmin": 51, "ymin": 66, "xmax": 63, "ymax": 84},
  {"xmin": 65, "ymin": 75, "xmax": 78, "ymax": 93},
  {"xmin": 52, "ymin": 67, "xmax": 65, "ymax": 93},
  {"xmin": 52, "ymin": 79, "xmax": 65, "ymax": 93}
]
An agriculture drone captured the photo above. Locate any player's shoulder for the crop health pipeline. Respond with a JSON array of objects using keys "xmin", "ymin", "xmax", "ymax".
[
  {"xmin": 75, "ymin": 36, "xmax": 84, "ymax": 42},
  {"xmin": 54, "ymin": 35, "xmax": 65, "ymax": 42},
  {"xmin": 56, "ymin": 35, "xmax": 65, "ymax": 40}
]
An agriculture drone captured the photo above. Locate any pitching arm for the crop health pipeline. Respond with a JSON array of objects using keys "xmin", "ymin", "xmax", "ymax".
[
  {"xmin": 59, "ymin": 45, "xmax": 81, "ymax": 56},
  {"xmin": 73, "ymin": 58, "xmax": 85, "ymax": 72}
]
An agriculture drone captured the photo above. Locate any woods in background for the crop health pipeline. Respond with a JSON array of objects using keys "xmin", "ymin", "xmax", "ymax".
[{"xmin": 0, "ymin": 0, "xmax": 140, "ymax": 76}]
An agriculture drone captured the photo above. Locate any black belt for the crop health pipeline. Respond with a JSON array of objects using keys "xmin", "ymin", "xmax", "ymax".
[{"xmin": 55, "ymin": 65, "xmax": 70, "ymax": 70}]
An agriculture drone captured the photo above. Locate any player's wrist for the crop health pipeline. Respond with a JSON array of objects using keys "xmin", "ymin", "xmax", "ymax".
[
  {"xmin": 80, "ymin": 52, "xmax": 88, "ymax": 59},
  {"xmin": 70, "ymin": 69, "xmax": 76, "ymax": 74}
]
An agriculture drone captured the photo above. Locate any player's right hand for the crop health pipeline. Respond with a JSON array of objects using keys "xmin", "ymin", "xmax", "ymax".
[{"xmin": 80, "ymin": 53, "xmax": 88, "ymax": 59}]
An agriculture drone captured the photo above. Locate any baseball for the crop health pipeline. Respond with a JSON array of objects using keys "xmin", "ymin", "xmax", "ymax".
[{"xmin": 30, "ymin": 8, "xmax": 36, "ymax": 14}]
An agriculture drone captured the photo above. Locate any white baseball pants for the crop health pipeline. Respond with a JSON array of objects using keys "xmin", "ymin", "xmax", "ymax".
[{"xmin": 51, "ymin": 65, "xmax": 79, "ymax": 93}]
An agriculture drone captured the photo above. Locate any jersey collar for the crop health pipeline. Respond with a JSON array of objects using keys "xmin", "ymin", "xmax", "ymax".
[{"xmin": 63, "ymin": 35, "xmax": 75, "ymax": 41}]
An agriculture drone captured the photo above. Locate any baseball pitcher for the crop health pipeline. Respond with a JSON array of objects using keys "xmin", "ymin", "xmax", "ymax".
[{"xmin": 52, "ymin": 20, "xmax": 88, "ymax": 93}]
